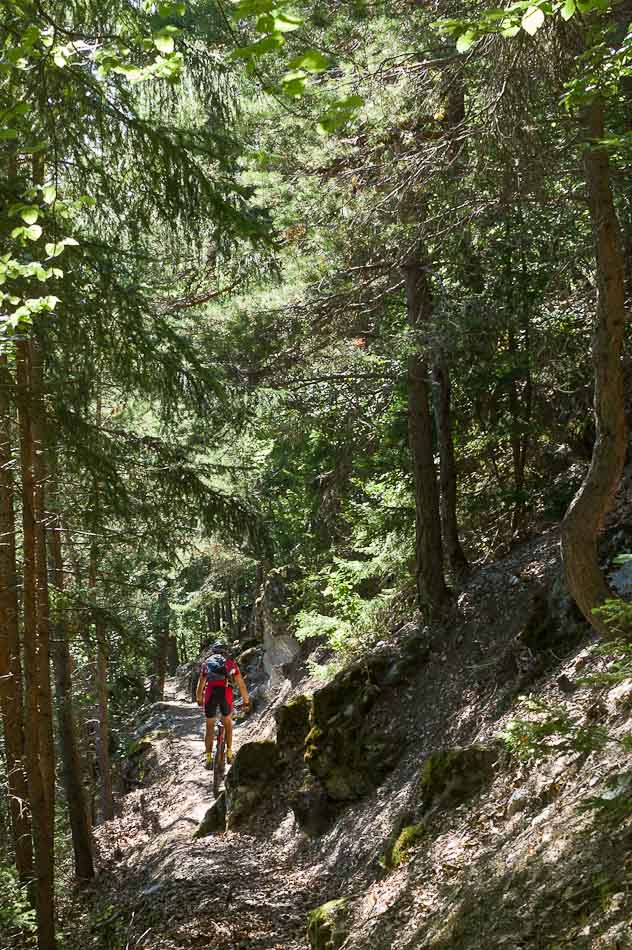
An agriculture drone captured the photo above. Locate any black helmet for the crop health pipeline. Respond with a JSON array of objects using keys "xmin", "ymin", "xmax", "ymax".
[{"xmin": 212, "ymin": 642, "xmax": 228, "ymax": 655}]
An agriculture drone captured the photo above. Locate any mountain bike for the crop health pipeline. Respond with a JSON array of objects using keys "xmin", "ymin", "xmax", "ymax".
[
  {"xmin": 213, "ymin": 718, "xmax": 226, "ymax": 798},
  {"xmin": 211, "ymin": 701, "xmax": 249, "ymax": 798}
]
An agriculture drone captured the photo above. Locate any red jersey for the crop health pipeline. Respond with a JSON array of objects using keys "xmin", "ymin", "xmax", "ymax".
[{"xmin": 203, "ymin": 657, "xmax": 239, "ymax": 704}]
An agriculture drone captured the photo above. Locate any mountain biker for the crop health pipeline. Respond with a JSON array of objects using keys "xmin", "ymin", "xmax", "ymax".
[{"xmin": 195, "ymin": 642, "xmax": 250, "ymax": 769}]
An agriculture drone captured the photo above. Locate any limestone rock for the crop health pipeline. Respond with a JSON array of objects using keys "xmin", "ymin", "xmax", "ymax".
[
  {"xmin": 307, "ymin": 898, "xmax": 349, "ymax": 950},
  {"xmin": 607, "ymin": 678, "xmax": 632, "ymax": 712},
  {"xmin": 506, "ymin": 786, "xmax": 531, "ymax": 818}
]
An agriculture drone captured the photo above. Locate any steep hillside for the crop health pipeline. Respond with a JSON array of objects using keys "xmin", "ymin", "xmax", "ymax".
[{"xmin": 74, "ymin": 527, "xmax": 632, "ymax": 950}]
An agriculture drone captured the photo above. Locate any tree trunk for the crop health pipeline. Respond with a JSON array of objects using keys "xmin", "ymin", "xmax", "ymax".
[
  {"xmin": 154, "ymin": 587, "xmax": 170, "ymax": 699},
  {"xmin": 49, "ymin": 516, "xmax": 94, "ymax": 880},
  {"xmin": 0, "ymin": 353, "xmax": 33, "ymax": 880},
  {"xmin": 16, "ymin": 338, "xmax": 55, "ymax": 950},
  {"xmin": 431, "ymin": 360, "xmax": 469, "ymax": 582},
  {"xmin": 88, "ymin": 392, "xmax": 114, "ymax": 823},
  {"xmin": 167, "ymin": 634, "xmax": 179, "ymax": 675},
  {"xmin": 561, "ymin": 100, "xmax": 627, "ymax": 635},
  {"xmin": 404, "ymin": 253, "xmax": 449, "ymax": 614},
  {"xmin": 225, "ymin": 585, "xmax": 233, "ymax": 635},
  {"xmin": 94, "ymin": 616, "xmax": 114, "ymax": 821},
  {"xmin": 30, "ymin": 342, "xmax": 55, "ymax": 833}
]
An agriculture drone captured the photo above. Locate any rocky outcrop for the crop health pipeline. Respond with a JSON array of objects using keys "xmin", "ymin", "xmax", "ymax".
[
  {"xmin": 194, "ymin": 792, "xmax": 227, "ymax": 837},
  {"xmin": 289, "ymin": 779, "xmax": 336, "ymax": 837},
  {"xmin": 121, "ymin": 731, "xmax": 167, "ymax": 791},
  {"xmin": 258, "ymin": 570, "xmax": 301, "ymax": 686},
  {"xmin": 307, "ymin": 898, "xmax": 349, "ymax": 950},
  {"xmin": 275, "ymin": 694, "xmax": 312, "ymax": 757},
  {"xmin": 224, "ymin": 740, "xmax": 281, "ymax": 828},
  {"xmin": 304, "ymin": 651, "xmax": 409, "ymax": 802}
]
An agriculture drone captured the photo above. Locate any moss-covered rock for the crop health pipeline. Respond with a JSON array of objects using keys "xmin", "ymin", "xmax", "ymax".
[
  {"xmin": 224, "ymin": 740, "xmax": 281, "ymax": 828},
  {"xmin": 307, "ymin": 898, "xmax": 349, "ymax": 950},
  {"xmin": 228, "ymin": 740, "xmax": 280, "ymax": 786},
  {"xmin": 275, "ymin": 695, "xmax": 312, "ymax": 755},
  {"xmin": 194, "ymin": 792, "xmax": 226, "ymax": 837},
  {"xmin": 420, "ymin": 745, "xmax": 499, "ymax": 813},
  {"xmin": 379, "ymin": 812, "xmax": 424, "ymax": 869},
  {"xmin": 304, "ymin": 655, "xmax": 405, "ymax": 805},
  {"xmin": 389, "ymin": 823, "xmax": 425, "ymax": 866}
]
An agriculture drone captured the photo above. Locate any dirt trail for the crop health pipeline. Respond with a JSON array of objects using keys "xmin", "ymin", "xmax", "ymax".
[{"xmin": 92, "ymin": 685, "xmax": 317, "ymax": 950}]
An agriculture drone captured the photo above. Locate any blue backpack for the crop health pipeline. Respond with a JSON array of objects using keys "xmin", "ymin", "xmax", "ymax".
[{"xmin": 205, "ymin": 654, "xmax": 227, "ymax": 680}]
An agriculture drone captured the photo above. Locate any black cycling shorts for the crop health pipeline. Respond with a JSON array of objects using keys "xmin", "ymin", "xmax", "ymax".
[{"xmin": 204, "ymin": 686, "xmax": 231, "ymax": 719}]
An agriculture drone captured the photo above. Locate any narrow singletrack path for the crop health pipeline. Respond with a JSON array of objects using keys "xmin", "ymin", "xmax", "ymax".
[{"xmin": 93, "ymin": 683, "xmax": 318, "ymax": 950}]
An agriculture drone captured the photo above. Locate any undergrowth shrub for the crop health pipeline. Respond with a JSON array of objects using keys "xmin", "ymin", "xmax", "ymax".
[
  {"xmin": 0, "ymin": 864, "xmax": 36, "ymax": 947},
  {"xmin": 500, "ymin": 698, "xmax": 609, "ymax": 760},
  {"xmin": 501, "ymin": 632, "xmax": 632, "ymax": 821}
]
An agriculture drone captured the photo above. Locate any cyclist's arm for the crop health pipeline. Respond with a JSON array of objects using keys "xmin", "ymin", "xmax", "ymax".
[
  {"xmin": 195, "ymin": 672, "xmax": 206, "ymax": 706},
  {"xmin": 233, "ymin": 671, "xmax": 250, "ymax": 707}
]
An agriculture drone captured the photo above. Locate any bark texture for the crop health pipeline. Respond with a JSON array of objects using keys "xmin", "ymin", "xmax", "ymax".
[
  {"xmin": 560, "ymin": 101, "xmax": 627, "ymax": 635},
  {"xmin": 404, "ymin": 252, "xmax": 449, "ymax": 613},
  {"xmin": 17, "ymin": 339, "xmax": 56, "ymax": 950},
  {"xmin": 0, "ymin": 354, "xmax": 33, "ymax": 879},
  {"xmin": 49, "ymin": 520, "xmax": 95, "ymax": 880},
  {"xmin": 432, "ymin": 361, "xmax": 469, "ymax": 582}
]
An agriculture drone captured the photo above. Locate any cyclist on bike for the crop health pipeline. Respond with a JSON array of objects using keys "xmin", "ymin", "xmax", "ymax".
[{"xmin": 196, "ymin": 642, "xmax": 250, "ymax": 769}]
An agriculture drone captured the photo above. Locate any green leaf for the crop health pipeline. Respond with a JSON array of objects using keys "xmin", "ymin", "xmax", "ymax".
[
  {"xmin": 154, "ymin": 33, "xmax": 175, "ymax": 54},
  {"xmin": 0, "ymin": 128, "xmax": 18, "ymax": 141},
  {"xmin": 24, "ymin": 225, "xmax": 42, "ymax": 241},
  {"xmin": 280, "ymin": 70, "xmax": 307, "ymax": 97},
  {"xmin": 522, "ymin": 5, "xmax": 545, "ymax": 33},
  {"xmin": 317, "ymin": 95, "xmax": 364, "ymax": 134},
  {"xmin": 231, "ymin": 0, "xmax": 276, "ymax": 18},
  {"xmin": 157, "ymin": 1, "xmax": 186, "ymax": 14},
  {"xmin": 560, "ymin": 0, "xmax": 576, "ymax": 18},
  {"xmin": 42, "ymin": 185, "xmax": 56, "ymax": 204},
  {"xmin": 53, "ymin": 49, "xmax": 67, "ymax": 68},
  {"xmin": 231, "ymin": 33, "xmax": 285, "ymax": 59},
  {"xmin": 20, "ymin": 207, "xmax": 39, "ymax": 225},
  {"xmin": 288, "ymin": 50, "xmax": 330, "ymax": 72},
  {"xmin": 456, "ymin": 30, "xmax": 476, "ymax": 53},
  {"xmin": 271, "ymin": 12, "xmax": 303, "ymax": 32}
]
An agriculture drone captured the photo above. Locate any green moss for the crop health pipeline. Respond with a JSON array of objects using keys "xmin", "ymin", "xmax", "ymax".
[
  {"xmin": 126, "ymin": 729, "xmax": 168, "ymax": 758},
  {"xmin": 307, "ymin": 898, "xmax": 349, "ymax": 950},
  {"xmin": 390, "ymin": 823, "xmax": 425, "ymax": 866}
]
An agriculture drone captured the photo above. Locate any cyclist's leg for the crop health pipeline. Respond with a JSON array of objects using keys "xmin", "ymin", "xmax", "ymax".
[
  {"xmin": 205, "ymin": 717, "xmax": 215, "ymax": 754},
  {"xmin": 219, "ymin": 689, "xmax": 233, "ymax": 760},
  {"xmin": 204, "ymin": 688, "xmax": 219, "ymax": 766},
  {"xmin": 224, "ymin": 713, "xmax": 233, "ymax": 758}
]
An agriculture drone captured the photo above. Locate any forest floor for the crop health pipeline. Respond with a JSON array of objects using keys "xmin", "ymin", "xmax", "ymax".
[
  {"xmin": 78, "ymin": 689, "xmax": 316, "ymax": 950},
  {"xmin": 68, "ymin": 526, "xmax": 632, "ymax": 950}
]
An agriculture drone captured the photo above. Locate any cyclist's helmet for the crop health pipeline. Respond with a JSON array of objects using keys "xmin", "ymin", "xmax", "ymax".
[{"xmin": 212, "ymin": 641, "xmax": 229, "ymax": 655}]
